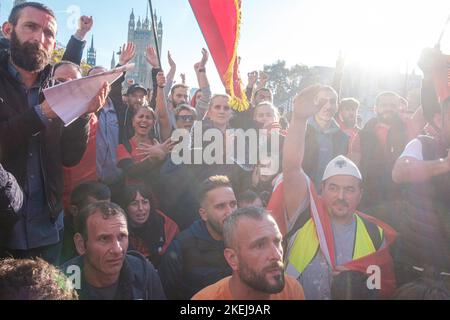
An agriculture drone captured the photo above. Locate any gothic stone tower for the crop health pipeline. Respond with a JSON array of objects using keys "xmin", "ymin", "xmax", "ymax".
[{"xmin": 126, "ymin": 8, "xmax": 163, "ymax": 90}]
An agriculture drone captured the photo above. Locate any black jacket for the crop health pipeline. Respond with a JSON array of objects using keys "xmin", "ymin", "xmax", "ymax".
[
  {"xmin": 0, "ymin": 49, "xmax": 90, "ymax": 221},
  {"xmin": 61, "ymin": 251, "xmax": 166, "ymax": 300},
  {"xmin": 359, "ymin": 116, "xmax": 407, "ymax": 214},
  {"xmin": 61, "ymin": 35, "xmax": 86, "ymax": 65},
  {"xmin": 158, "ymin": 220, "xmax": 231, "ymax": 299},
  {"xmin": 0, "ymin": 164, "xmax": 22, "ymax": 251}
]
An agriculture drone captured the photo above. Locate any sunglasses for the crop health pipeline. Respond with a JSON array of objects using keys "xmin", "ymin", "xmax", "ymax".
[{"xmin": 176, "ymin": 115, "xmax": 195, "ymax": 122}]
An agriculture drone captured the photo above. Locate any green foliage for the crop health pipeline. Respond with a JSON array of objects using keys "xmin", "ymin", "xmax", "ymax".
[
  {"xmin": 51, "ymin": 48, "xmax": 92, "ymax": 76},
  {"xmin": 263, "ymin": 60, "xmax": 310, "ymax": 106}
]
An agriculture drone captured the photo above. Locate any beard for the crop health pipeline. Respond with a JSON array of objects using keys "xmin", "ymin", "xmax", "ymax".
[
  {"xmin": 207, "ymin": 218, "xmax": 224, "ymax": 237},
  {"xmin": 239, "ymin": 260, "xmax": 285, "ymax": 294},
  {"xmin": 377, "ymin": 110, "xmax": 400, "ymax": 126},
  {"xmin": 10, "ymin": 30, "xmax": 51, "ymax": 73}
]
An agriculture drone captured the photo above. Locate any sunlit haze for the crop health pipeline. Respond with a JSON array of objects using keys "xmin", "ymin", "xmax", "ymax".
[{"xmin": 1, "ymin": 0, "xmax": 449, "ymax": 91}]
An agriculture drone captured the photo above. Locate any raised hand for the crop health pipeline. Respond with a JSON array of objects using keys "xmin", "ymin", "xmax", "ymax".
[
  {"xmin": 145, "ymin": 46, "xmax": 160, "ymax": 68},
  {"xmin": 259, "ymin": 71, "xmax": 269, "ymax": 85},
  {"xmin": 168, "ymin": 51, "xmax": 176, "ymax": 69},
  {"xmin": 86, "ymin": 82, "xmax": 110, "ymax": 114},
  {"xmin": 75, "ymin": 15, "xmax": 93, "ymax": 40},
  {"xmin": 180, "ymin": 73, "xmax": 186, "ymax": 85},
  {"xmin": 292, "ymin": 85, "xmax": 325, "ymax": 120},
  {"xmin": 156, "ymin": 71, "xmax": 166, "ymax": 88},
  {"xmin": 199, "ymin": 48, "xmax": 208, "ymax": 68},
  {"xmin": 119, "ymin": 42, "xmax": 136, "ymax": 65},
  {"xmin": 247, "ymin": 71, "xmax": 258, "ymax": 87},
  {"xmin": 194, "ymin": 48, "xmax": 209, "ymax": 72}
]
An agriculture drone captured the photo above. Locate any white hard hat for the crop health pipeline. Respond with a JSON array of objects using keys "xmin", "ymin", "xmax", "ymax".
[{"xmin": 322, "ymin": 155, "xmax": 362, "ymax": 181}]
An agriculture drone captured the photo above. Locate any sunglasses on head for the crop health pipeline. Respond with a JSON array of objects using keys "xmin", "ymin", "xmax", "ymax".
[{"xmin": 176, "ymin": 115, "xmax": 195, "ymax": 122}]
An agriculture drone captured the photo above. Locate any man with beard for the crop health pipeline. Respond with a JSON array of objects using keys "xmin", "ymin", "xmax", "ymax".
[
  {"xmin": 192, "ymin": 206, "xmax": 304, "ymax": 300},
  {"xmin": 1, "ymin": 13, "xmax": 91, "ymax": 66},
  {"xmin": 281, "ymin": 85, "xmax": 396, "ymax": 299},
  {"xmin": 336, "ymin": 98, "xmax": 360, "ymax": 141},
  {"xmin": 335, "ymin": 98, "xmax": 362, "ymax": 166},
  {"xmin": 0, "ymin": 2, "xmax": 109, "ymax": 264},
  {"xmin": 159, "ymin": 175, "xmax": 236, "ymax": 299},
  {"xmin": 358, "ymin": 91, "xmax": 408, "ymax": 224}
]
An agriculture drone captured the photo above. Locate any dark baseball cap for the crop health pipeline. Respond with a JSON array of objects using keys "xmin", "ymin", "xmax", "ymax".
[{"xmin": 127, "ymin": 84, "xmax": 148, "ymax": 96}]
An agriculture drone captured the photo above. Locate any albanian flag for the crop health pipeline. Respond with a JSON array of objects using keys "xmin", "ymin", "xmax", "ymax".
[{"xmin": 189, "ymin": 0, "xmax": 249, "ymax": 111}]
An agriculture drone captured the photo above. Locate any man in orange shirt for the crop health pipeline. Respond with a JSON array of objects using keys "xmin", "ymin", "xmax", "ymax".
[{"xmin": 192, "ymin": 206, "xmax": 304, "ymax": 300}]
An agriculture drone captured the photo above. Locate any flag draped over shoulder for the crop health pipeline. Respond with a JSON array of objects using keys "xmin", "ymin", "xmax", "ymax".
[
  {"xmin": 268, "ymin": 176, "xmax": 398, "ymax": 298},
  {"xmin": 189, "ymin": 0, "xmax": 249, "ymax": 111}
]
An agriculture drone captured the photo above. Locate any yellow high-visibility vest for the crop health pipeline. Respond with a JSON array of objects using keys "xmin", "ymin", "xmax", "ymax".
[{"xmin": 287, "ymin": 214, "xmax": 383, "ymax": 275}]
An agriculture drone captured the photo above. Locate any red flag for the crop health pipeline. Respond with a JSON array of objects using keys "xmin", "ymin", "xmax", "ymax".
[
  {"xmin": 268, "ymin": 176, "xmax": 397, "ymax": 298},
  {"xmin": 189, "ymin": 0, "xmax": 249, "ymax": 111}
]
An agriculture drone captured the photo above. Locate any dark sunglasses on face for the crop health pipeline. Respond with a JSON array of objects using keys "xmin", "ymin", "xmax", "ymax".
[{"xmin": 176, "ymin": 115, "xmax": 195, "ymax": 122}]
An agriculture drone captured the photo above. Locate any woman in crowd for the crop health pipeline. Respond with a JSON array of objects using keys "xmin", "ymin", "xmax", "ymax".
[
  {"xmin": 116, "ymin": 105, "xmax": 176, "ymax": 187},
  {"xmin": 119, "ymin": 184, "xmax": 179, "ymax": 268}
]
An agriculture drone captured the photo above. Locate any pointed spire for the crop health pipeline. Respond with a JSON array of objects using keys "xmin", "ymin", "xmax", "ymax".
[
  {"xmin": 130, "ymin": 8, "xmax": 134, "ymax": 19},
  {"xmin": 137, "ymin": 16, "xmax": 141, "ymax": 29},
  {"xmin": 111, "ymin": 51, "xmax": 116, "ymax": 69},
  {"xmin": 143, "ymin": 3, "xmax": 150, "ymax": 29},
  {"xmin": 87, "ymin": 35, "xmax": 96, "ymax": 66},
  {"xmin": 158, "ymin": 16, "xmax": 162, "ymax": 28}
]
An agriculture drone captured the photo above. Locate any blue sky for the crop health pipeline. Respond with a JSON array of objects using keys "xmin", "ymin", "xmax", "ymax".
[{"xmin": 1, "ymin": 0, "xmax": 450, "ymax": 92}]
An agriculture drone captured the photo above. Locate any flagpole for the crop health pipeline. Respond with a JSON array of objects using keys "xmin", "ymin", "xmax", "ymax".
[
  {"xmin": 148, "ymin": 0, "xmax": 161, "ymax": 68},
  {"xmin": 403, "ymin": 60, "xmax": 409, "ymax": 98}
]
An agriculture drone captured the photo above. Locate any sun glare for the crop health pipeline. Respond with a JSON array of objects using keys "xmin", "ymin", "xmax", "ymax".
[{"xmin": 330, "ymin": 0, "xmax": 450, "ymax": 73}]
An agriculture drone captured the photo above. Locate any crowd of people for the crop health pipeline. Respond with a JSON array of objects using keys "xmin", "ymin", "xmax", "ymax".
[{"xmin": 1, "ymin": 2, "xmax": 450, "ymax": 300}]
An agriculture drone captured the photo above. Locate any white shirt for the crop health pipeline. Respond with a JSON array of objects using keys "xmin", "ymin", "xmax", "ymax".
[{"xmin": 399, "ymin": 138, "xmax": 423, "ymax": 161}]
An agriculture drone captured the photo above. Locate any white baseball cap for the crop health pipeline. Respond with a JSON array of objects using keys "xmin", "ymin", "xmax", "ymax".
[{"xmin": 322, "ymin": 155, "xmax": 362, "ymax": 181}]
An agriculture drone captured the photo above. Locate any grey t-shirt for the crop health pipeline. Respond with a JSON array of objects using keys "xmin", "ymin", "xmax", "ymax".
[{"xmin": 298, "ymin": 217, "xmax": 356, "ymax": 300}]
